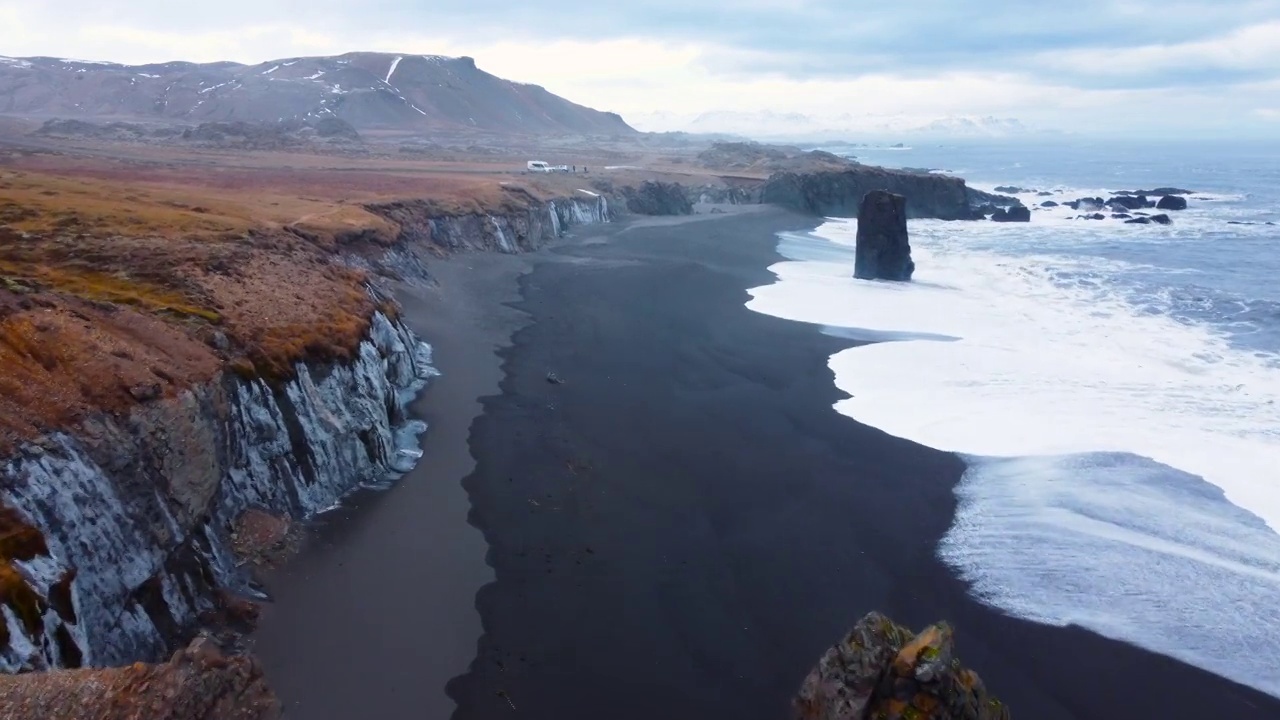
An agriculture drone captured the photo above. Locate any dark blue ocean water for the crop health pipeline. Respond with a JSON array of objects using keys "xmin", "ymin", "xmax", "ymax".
[{"xmin": 832, "ymin": 140, "xmax": 1280, "ymax": 361}]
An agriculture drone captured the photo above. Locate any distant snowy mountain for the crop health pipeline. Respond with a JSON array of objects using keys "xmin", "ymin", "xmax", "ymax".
[
  {"xmin": 911, "ymin": 116, "xmax": 1030, "ymax": 137},
  {"xmin": 626, "ymin": 109, "xmax": 1044, "ymax": 141},
  {"xmin": 0, "ymin": 52, "xmax": 634, "ymax": 135}
]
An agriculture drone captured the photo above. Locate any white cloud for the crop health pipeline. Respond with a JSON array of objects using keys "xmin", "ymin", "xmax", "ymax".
[{"xmin": 1038, "ymin": 20, "xmax": 1280, "ymax": 77}]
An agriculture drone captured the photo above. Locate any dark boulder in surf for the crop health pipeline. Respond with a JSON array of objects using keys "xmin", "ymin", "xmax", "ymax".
[
  {"xmin": 1079, "ymin": 213, "xmax": 1107, "ymax": 220},
  {"xmin": 1114, "ymin": 187, "xmax": 1191, "ymax": 197},
  {"xmin": 793, "ymin": 612, "xmax": 1011, "ymax": 720},
  {"xmin": 1108, "ymin": 195, "xmax": 1148, "ymax": 210},
  {"xmin": 1151, "ymin": 213, "xmax": 1173, "ymax": 225},
  {"xmin": 1040, "ymin": 200, "xmax": 1059, "ymax": 207},
  {"xmin": 854, "ymin": 190, "xmax": 914, "ymax": 281},
  {"xmin": 993, "ymin": 204, "xmax": 1034, "ymax": 221},
  {"xmin": 1125, "ymin": 217, "xmax": 1152, "ymax": 224},
  {"xmin": 1157, "ymin": 195, "xmax": 1188, "ymax": 210}
]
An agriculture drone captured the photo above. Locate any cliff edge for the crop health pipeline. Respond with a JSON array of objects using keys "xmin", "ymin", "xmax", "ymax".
[
  {"xmin": 0, "ymin": 636, "xmax": 280, "ymax": 720},
  {"xmin": 0, "ymin": 612, "xmax": 1005, "ymax": 719}
]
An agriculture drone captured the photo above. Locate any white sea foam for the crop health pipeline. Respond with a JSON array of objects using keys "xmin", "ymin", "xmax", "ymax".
[
  {"xmin": 976, "ymin": 184, "xmax": 1262, "ymax": 229},
  {"xmin": 746, "ymin": 216, "xmax": 1280, "ymax": 696}
]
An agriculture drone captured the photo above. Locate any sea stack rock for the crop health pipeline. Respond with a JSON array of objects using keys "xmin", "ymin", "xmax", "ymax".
[{"xmin": 855, "ymin": 190, "xmax": 914, "ymax": 281}]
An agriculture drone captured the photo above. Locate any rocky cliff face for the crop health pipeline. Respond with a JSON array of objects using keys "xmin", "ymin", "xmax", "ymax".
[
  {"xmin": 0, "ymin": 310, "xmax": 437, "ymax": 671},
  {"xmin": 762, "ymin": 168, "xmax": 978, "ymax": 220},
  {"xmin": 691, "ymin": 183, "xmax": 761, "ymax": 205},
  {"xmin": 620, "ymin": 181, "xmax": 695, "ymax": 215},
  {"xmin": 0, "ymin": 173, "xmax": 618, "ymax": 674},
  {"xmin": 367, "ymin": 192, "xmax": 610, "ymax": 258},
  {"xmin": 794, "ymin": 612, "xmax": 1009, "ymax": 720}
]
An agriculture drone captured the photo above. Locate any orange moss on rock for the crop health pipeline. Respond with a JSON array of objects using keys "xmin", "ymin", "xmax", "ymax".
[
  {"xmin": 0, "ymin": 635, "xmax": 280, "ymax": 719},
  {"xmin": 0, "ymin": 218, "xmax": 375, "ymax": 451},
  {"xmin": 0, "ymin": 507, "xmax": 49, "ymax": 648},
  {"xmin": 0, "ymin": 171, "xmax": 252, "ymax": 239},
  {"xmin": 0, "ymin": 150, "xmax": 556, "ymax": 453},
  {"xmin": 0, "ymin": 290, "xmax": 224, "ymax": 453},
  {"xmin": 286, "ymin": 205, "xmax": 401, "ymax": 252},
  {"xmin": 195, "ymin": 252, "xmax": 375, "ymax": 380},
  {"xmin": 0, "ymin": 259, "xmax": 221, "ymax": 323}
]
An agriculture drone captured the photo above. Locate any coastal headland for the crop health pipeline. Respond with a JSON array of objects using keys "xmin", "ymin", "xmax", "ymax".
[{"xmin": 1, "ymin": 115, "xmax": 1276, "ymax": 720}]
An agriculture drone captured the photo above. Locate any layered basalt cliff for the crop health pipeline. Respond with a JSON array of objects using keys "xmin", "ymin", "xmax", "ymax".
[
  {"xmin": 366, "ymin": 191, "xmax": 611, "ymax": 257},
  {"xmin": 762, "ymin": 168, "xmax": 993, "ymax": 220},
  {"xmin": 0, "ymin": 310, "xmax": 437, "ymax": 671},
  {"xmin": 0, "ymin": 160, "xmax": 629, "ymax": 674}
]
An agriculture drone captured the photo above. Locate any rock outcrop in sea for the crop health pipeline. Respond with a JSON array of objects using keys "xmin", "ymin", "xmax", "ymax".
[
  {"xmin": 763, "ymin": 168, "xmax": 988, "ymax": 220},
  {"xmin": 991, "ymin": 206, "xmax": 1030, "ymax": 222},
  {"xmin": 793, "ymin": 612, "xmax": 1010, "ymax": 720},
  {"xmin": 855, "ymin": 191, "xmax": 914, "ymax": 281},
  {"xmin": 1156, "ymin": 195, "xmax": 1188, "ymax": 211}
]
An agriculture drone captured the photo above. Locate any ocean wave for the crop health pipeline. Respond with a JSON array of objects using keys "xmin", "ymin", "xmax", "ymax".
[
  {"xmin": 942, "ymin": 452, "xmax": 1280, "ymax": 697},
  {"xmin": 746, "ymin": 216, "xmax": 1280, "ymax": 696}
]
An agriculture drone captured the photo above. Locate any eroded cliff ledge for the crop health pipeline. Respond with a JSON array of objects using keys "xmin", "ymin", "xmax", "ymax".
[
  {"xmin": 0, "ymin": 168, "xmax": 619, "ymax": 672},
  {"xmin": 0, "ymin": 635, "xmax": 280, "ymax": 720}
]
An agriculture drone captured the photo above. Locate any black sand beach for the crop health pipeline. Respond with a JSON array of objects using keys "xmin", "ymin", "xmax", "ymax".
[
  {"xmin": 444, "ymin": 208, "xmax": 1280, "ymax": 719},
  {"xmin": 258, "ymin": 208, "xmax": 1280, "ymax": 719}
]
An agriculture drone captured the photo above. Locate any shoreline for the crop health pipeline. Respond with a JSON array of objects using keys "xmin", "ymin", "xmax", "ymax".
[
  {"xmin": 248, "ymin": 206, "xmax": 1280, "ymax": 719},
  {"xmin": 445, "ymin": 207, "xmax": 1280, "ymax": 719}
]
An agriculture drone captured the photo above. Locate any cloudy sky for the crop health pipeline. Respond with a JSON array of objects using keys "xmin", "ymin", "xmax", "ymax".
[{"xmin": 2, "ymin": 0, "xmax": 1279, "ymax": 137}]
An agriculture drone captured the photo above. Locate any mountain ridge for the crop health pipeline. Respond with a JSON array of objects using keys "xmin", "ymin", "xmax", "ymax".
[
  {"xmin": 628, "ymin": 109, "xmax": 1050, "ymax": 141},
  {"xmin": 0, "ymin": 51, "xmax": 635, "ymax": 136}
]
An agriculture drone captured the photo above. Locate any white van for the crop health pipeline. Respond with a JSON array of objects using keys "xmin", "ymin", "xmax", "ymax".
[{"xmin": 526, "ymin": 160, "xmax": 551, "ymax": 172}]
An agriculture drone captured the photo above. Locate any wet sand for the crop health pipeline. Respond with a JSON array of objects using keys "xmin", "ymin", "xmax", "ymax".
[{"xmin": 256, "ymin": 207, "xmax": 1280, "ymax": 719}]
